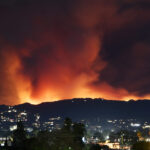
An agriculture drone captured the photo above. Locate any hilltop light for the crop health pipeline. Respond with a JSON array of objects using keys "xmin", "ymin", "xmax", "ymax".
[
  {"xmin": 82, "ymin": 137, "xmax": 86, "ymax": 143},
  {"xmin": 10, "ymin": 125, "xmax": 17, "ymax": 131},
  {"xmin": 131, "ymin": 123, "xmax": 141, "ymax": 127},
  {"xmin": 105, "ymin": 136, "xmax": 109, "ymax": 140}
]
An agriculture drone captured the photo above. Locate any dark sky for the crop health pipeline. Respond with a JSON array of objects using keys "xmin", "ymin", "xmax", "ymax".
[{"xmin": 0, "ymin": 0, "xmax": 150, "ymax": 105}]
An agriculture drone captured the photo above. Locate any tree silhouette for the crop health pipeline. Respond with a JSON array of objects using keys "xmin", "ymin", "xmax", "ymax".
[
  {"xmin": 10, "ymin": 118, "xmax": 86, "ymax": 150},
  {"xmin": 132, "ymin": 141, "xmax": 150, "ymax": 150},
  {"xmin": 52, "ymin": 118, "xmax": 86, "ymax": 150},
  {"xmin": 90, "ymin": 144, "xmax": 102, "ymax": 150},
  {"xmin": 63, "ymin": 117, "xmax": 72, "ymax": 132},
  {"xmin": 12, "ymin": 121, "xmax": 26, "ymax": 150},
  {"xmin": 72, "ymin": 122, "xmax": 86, "ymax": 150}
]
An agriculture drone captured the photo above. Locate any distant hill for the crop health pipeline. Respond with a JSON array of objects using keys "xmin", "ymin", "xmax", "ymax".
[{"xmin": 1, "ymin": 98, "xmax": 150, "ymax": 122}]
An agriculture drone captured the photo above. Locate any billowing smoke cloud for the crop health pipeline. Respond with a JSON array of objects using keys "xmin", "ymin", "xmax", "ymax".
[{"xmin": 0, "ymin": 0, "xmax": 150, "ymax": 104}]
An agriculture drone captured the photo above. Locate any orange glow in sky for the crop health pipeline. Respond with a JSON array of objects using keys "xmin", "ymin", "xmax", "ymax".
[{"xmin": 0, "ymin": 0, "xmax": 150, "ymax": 105}]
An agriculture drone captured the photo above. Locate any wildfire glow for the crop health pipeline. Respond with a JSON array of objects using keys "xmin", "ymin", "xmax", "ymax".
[{"xmin": 0, "ymin": 0, "xmax": 150, "ymax": 105}]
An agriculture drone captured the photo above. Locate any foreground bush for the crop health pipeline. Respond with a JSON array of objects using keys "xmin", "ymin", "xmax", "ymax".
[{"xmin": 132, "ymin": 141, "xmax": 150, "ymax": 150}]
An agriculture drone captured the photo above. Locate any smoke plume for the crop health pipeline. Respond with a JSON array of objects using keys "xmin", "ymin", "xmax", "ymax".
[{"xmin": 0, "ymin": 0, "xmax": 150, "ymax": 104}]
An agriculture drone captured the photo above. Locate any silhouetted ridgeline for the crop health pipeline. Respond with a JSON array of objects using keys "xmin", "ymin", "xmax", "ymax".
[{"xmin": 1, "ymin": 98, "xmax": 150, "ymax": 122}]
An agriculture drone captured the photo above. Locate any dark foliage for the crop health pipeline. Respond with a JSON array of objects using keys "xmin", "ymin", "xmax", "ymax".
[
  {"xmin": 9, "ymin": 118, "xmax": 86, "ymax": 150},
  {"xmin": 132, "ymin": 141, "xmax": 150, "ymax": 150}
]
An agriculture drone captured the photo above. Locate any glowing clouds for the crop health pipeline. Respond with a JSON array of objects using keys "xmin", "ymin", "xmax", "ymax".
[
  {"xmin": 19, "ymin": 30, "xmax": 102, "ymax": 103},
  {"xmin": 0, "ymin": 0, "xmax": 150, "ymax": 104},
  {"xmin": 0, "ymin": 48, "xmax": 21, "ymax": 105}
]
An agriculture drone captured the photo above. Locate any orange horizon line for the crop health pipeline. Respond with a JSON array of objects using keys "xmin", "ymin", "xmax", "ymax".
[{"xmin": 4, "ymin": 97, "xmax": 150, "ymax": 106}]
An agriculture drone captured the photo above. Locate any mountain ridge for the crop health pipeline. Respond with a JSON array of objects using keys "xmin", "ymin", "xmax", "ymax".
[
  {"xmin": 3, "ymin": 98, "xmax": 150, "ymax": 107},
  {"xmin": 0, "ymin": 98, "xmax": 149, "ymax": 121}
]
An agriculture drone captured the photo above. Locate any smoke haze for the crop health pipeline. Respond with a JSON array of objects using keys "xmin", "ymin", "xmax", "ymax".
[{"xmin": 0, "ymin": 0, "xmax": 150, "ymax": 104}]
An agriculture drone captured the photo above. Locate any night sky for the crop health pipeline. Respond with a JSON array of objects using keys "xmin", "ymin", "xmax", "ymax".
[{"xmin": 0, "ymin": 0, "xmax": 150, "ymax": 105}]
